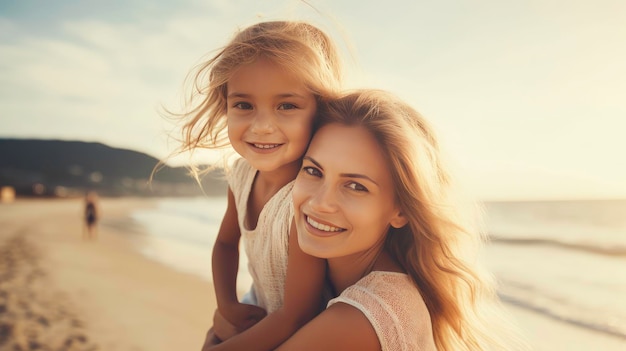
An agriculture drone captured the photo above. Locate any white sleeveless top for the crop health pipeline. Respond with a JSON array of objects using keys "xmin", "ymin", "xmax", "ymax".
[
  {"xmin": 328, "ymin": 271, "xmax": 437, "ymax": 351},
  {"xmin": 227, "ymin": 158, "xmax": 293, "ymax": 313}
]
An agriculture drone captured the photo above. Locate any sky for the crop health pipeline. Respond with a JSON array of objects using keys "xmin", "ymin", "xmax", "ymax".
[{"xmin": 0, "ymin": 0, "xmax": 625, "ymax": 201}]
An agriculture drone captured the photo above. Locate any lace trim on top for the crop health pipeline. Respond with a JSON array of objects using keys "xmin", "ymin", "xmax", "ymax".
[{"xmin": 328, "ymin": 271, "xmax": 437, "ymax": 351}]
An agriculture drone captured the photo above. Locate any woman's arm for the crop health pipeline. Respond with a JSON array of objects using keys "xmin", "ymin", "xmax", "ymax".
[
  {"xmin": 212, "ymin": 188, "xmax": 266, "ymax": 329},
  {"xmin": 208, "ymin": 219, "xmax": 327, "ymax": 350},
  {"xmin": 276, "ymin": 302, "xmax": 380, "ymax": 351}
]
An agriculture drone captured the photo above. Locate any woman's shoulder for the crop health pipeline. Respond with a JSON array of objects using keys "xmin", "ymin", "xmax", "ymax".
[
  {"xmin": 280, "ymin": 272, "xmax": 436, "ymax": 351},
  {"xmin": 328, "ymin": 271, "xmax": 436, "ymax": 351},
  {"xmin": 335, "ymin": 271, "xmax": 427, "ymax": 311}
]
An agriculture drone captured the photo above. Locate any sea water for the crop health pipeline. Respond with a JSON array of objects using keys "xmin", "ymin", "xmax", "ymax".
[
  {"xmin": 129, "ymin": 197, "xmax": 626, "ymax": 339},
  {"xmin": 483, "ymin": 200, "xmax": 626, "ymax": 339},
  {"xmin": 130, "ymin": 196, "xmax": 252, "ymax": 293}
]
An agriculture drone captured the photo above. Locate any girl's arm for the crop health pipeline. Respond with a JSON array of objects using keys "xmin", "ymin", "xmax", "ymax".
[
  {"xmin": 276, "ymin": 303, "xmax": 380, "ymax": 351},
  {"xmin": 209, "ymin": 219, "xmax": 327, "ymax": 351},
  {"xmin": 212, "ymin": 188, "xmax": 266, "ymax": 329}
]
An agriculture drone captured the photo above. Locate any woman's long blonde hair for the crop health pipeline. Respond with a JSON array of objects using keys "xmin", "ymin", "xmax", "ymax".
[{"xmin": 318, "ymin": 90, "xmax": 529, "ymax": 351}]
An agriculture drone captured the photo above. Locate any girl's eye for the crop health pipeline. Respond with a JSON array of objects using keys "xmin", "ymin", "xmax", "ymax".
[
  {"xmin": 278, "ymin": 103, "xmax": 297, "ymax": 110},
  {"xmin": 302, "ymin": 166, "xmax": 322, "ymax": 177},
  {"xmin": 347, "ymin": 182, "xmax": 368, "ymax": 192},
  {"xmin": 233, "ymin": 102, "xmax": 253, "ymax": 110}
]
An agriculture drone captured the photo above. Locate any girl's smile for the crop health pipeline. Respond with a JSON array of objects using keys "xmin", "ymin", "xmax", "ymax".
[{"xmin": 227, "ymin": 57, "xmax": 317, "ymax": 174}]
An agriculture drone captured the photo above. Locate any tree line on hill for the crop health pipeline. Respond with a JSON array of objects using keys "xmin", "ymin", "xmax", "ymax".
[{"xmin": 0, "ymin": 138, "xmax": 227, "ymax": 197}]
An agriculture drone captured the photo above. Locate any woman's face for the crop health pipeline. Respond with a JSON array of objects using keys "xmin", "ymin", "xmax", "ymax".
[{"xmin": 293, "ymin": 123, "xmax": 407, "ymax": 259}]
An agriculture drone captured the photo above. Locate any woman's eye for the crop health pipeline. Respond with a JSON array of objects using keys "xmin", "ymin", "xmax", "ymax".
[
  {"xmin": 347, "ymin": 182, "xmax": 368, "ymax": 192},
  {"xmin": 233, "ymin": 102, "xmax": 253, "ymax": 110},
  {"xmin": 302, "ymin": 166, "xmax": 322, "ymax": 177},
  {"xmin": 278, "ymin": 103, "xmax": 297, "ymax": 110}
]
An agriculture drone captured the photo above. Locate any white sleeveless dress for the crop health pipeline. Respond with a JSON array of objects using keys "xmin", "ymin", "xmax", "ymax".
[{"xmin": 227, "ymin": 158, "xmax": 294, "ymax": 313}]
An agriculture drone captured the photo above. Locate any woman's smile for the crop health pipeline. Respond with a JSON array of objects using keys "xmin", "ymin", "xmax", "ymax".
[{"xmin": 304, "ymin": 214, "xmax": 346, "ymax": 236}]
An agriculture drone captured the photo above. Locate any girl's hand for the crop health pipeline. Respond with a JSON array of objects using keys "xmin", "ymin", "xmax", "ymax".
[
  {"xmin": 200, "ymin": 327, "xmax": 221, "ymax": 351},
  {"xmin": 212, "ymin": 308, "xmax": 237, "ymax": 341},
  {"xmin": 221, "ymin": 303, "xmax": 267, "ymax": 336}
]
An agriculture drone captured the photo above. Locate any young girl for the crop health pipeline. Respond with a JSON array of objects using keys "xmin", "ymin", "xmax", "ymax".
[
  {"xmin": 171, "ymin": 21, "xmax": 342, "ymax": 350},
  {"xmin": 279, "ymin": 90, "xmax": 529, "ymax": 350}
]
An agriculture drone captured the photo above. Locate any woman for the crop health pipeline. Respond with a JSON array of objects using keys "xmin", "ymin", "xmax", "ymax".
[{"xmin": 278, "ymin": 90, "xmax": 528, "ymax": 350}]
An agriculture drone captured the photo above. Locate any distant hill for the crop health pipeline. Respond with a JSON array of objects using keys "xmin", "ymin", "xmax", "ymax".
[{"xmin": 0, "ymin": 138, "xmax": 227, "ymax": 197}]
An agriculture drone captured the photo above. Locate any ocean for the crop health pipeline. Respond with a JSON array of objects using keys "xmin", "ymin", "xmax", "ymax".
[
  {"xmin": 129, "ymin": 197, "xmax": 253, "ymax": 292},
  {"xmin": 128, "ymin": 197, "xmax": 626, "ymax": 340},
  {"xmin": 483, "ymin": 200, "xmax": 626, "ymax": 340}
]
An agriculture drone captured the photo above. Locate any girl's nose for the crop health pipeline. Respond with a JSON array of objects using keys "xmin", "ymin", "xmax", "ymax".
[{"xmin": 250, "ymin": 110, "xmax": 276, "ymax": 134}]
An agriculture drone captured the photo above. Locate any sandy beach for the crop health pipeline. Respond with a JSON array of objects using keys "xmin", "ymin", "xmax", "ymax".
[
  {"xmin": 1, "ymin": 197, "xmax": 625, "ymax": 350},
  {"xmin": 0, "ymin": 198, "xmax": 215, "ymax": 351}
]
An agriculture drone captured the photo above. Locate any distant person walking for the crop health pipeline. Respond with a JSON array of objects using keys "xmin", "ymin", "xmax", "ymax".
[{"xmin": 83, "ymin": 191, "xmax": 99, "ymax": 240}]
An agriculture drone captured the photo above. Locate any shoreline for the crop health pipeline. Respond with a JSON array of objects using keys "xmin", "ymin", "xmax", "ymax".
[
  {"xmin": 1, "ymin": 197, "xmax": 624, "ymax": 350},
  {"xmin": 0, "ymin": 198, "xmax": 216, "ymax": 351},
  {"xmin": 510, "ymin": 304, "xmax": 626, "ymax": 350}
]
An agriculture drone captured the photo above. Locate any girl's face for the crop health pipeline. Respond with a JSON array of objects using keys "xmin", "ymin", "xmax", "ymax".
[
  {"xmin": 227, "ymin": 58, "xmax": 317, "ymax": 173},
  {"xmin": 293, "ymin": 123, "xmax": 407, "ymax": 259}
]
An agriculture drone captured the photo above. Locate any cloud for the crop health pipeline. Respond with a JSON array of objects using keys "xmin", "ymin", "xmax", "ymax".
[
  {"xmin": 0, "ymin": 3, "xmax": 241, "ymax": 159},
  {"xmin": 0, "ymin": 0, "xmax": 344, "ymax": 158},
  {"xmin": 1, "ymin": 0, "xmax": 625, "ymax": 199}
]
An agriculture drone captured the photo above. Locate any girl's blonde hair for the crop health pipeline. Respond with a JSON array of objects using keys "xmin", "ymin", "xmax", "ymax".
[
  {"xmin": 175, "ymin": 21, "xmax": 342, "ymax": 155},
  {"xmin": 318, "ymin": 90, "xmax": 529, "ymax": 351}
]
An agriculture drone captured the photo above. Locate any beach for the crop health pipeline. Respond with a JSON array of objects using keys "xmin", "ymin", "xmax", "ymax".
[
  {"xmin": 0, "ymin": 198, "xmax": 215, "ymax": 351},
  {"xmin": 1, "ymin": 197, "xmax": 625, "ymax": 350}
]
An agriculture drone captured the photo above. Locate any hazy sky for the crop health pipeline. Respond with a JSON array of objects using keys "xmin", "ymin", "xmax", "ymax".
[{"xmin": 1, "ymin": 0, "xmax": 624, "ymax": 200}]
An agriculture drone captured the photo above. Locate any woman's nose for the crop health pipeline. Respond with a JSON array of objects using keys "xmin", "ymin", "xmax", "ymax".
[{"xmin": 308, "ymin": 183, "xmax": 337, "ymax": 213}]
